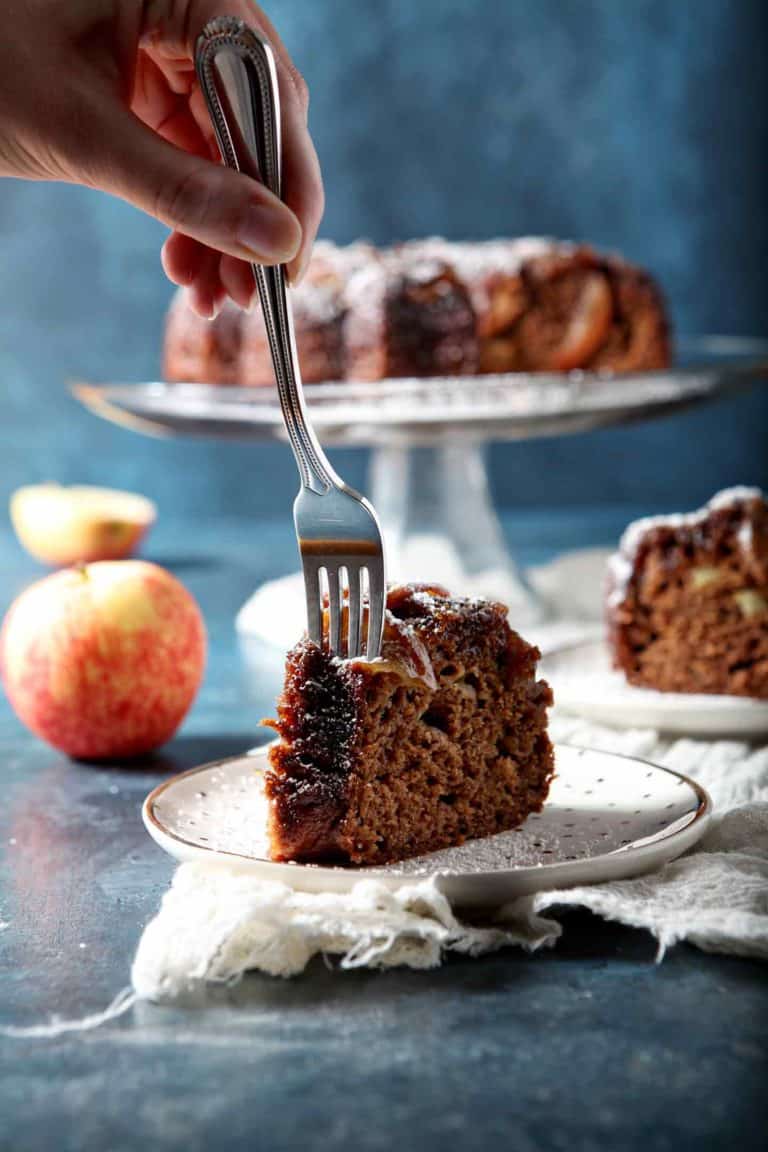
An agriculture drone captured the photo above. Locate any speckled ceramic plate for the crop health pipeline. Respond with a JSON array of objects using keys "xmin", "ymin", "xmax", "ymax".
[
  {"xmin": 142, "ymin": 743, "xmax": 711, "ymax": 909},
  {"xmin": 541, "ymin": 638, "xmax": 768, "ymax": 737}
]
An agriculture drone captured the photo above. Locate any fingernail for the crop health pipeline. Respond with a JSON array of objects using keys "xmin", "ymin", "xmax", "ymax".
[
  {"xmin": 237, "ymin": 203, "xmax": 301, "ymax": 263},
  {"xmin": 287, "ymin": 237, "xmax": 316, "ymax": 286},
  {"xmin": 286, "ymin": 258, "xmax": 303, "ymax": 287},
  {"xmin": 190, "ymin": 290, "xmax": 215, "ymax": 320}
]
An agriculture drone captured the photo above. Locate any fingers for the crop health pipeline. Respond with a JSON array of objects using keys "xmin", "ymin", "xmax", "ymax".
[
  {"xmin": 93, "ymin": 107, "xmax": 301, "ymax": 267},
  {"xmin": 162, "ymin": 233, "xmax": 222, "ymax": 317},
  {"xmin": 187, "ymin": 247, "xmax": 226, "ymax": 319},
  {"xmin": 276, "ymin": 68, "xmax": 324, "ymax": 284},
  {"xmin": 219, "ymin": 255, "xmax": 257, "ymax": 310},
  {"xmin": 238, "ymin": 5, "xmax": 325, "ymax": 279},
  {"xmin": 162, "ymin": 232, "xmax": 256, "ymax": 314},
  {"xmin": 161, "ymin": 231, "xmax": 204, "ymax": 288}
]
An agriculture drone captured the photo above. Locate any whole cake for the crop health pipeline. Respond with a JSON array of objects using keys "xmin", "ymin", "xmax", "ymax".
[
  {"xmin": 163, "ymin": 237, "xmax": 671, "ymax": 385},
  {"xmin": 607, "ymin": 488, "xmax": 768, "ymax": 698},
  {"xmin": 263, "ymin": 584, "xmax": 554, "ymax": 865}
]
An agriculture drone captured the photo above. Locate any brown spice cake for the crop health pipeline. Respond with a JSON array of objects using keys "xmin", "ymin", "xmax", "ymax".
[
  {"xmin": 162, "ymin": 237, "xmax": 671, "ymax": 385},
  {"xmin": 343, "ymin": 251, "xmax": 479, "ymax": 381},
  {"xmin": 410, "ymin": 239, "xmax": 670, "ymax": 374},
  {"xmin": 163, "ymin": 292, "xmax": 243, "ymax": 385},
  {"xmin": 607, "ymin": 488, "xmax": 768, "ymax": 698},
  {"xmin": 163, "ymin": 288, "xmax": 214, "ymax": 383},
  {"xmin": 429, "ymin": 238, "xmax": 556, "ymax": 373},
  {"xmin": 264, "ymin": 584, "xmax": 554, "ymax": 865},
  {"xmin": 239, "ymin": 241, "xmax": 375, "ymax": 386},
  {"xmin": 516, "ymin": 246, "xmax": 669, "ymax": 373},
  {"xmin": 163, "ymin": 242, "xmax": 374, "ymax": 386}
]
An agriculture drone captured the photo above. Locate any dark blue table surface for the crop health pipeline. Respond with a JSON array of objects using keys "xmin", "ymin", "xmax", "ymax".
[{"xmin": 0, "ymin": 509, "xmax": 764, "ymax": 1152}]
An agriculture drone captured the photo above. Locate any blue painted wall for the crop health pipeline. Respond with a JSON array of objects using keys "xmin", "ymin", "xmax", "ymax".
[{"xmin": 0, "ymin": 0, "xmax": 765, "ymax": 519}]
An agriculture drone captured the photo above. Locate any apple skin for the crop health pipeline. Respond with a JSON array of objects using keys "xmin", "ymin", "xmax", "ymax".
[{"xmin": 0, "ymin": 561, "xmax": 206, "ymax": 760}]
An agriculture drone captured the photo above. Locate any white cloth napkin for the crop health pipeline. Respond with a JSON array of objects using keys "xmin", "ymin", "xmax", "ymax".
[{"xmin": 132, "ymin": 551, "xmax": 768, "ymax": 999}]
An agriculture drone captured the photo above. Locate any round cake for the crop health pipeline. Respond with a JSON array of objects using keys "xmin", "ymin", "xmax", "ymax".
[{"xmin": 162, "ymin": 237, "xmax": 672, "ymax": 386}]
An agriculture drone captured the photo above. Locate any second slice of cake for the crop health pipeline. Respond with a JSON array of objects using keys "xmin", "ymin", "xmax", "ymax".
[
  {"xmin": 607, "ymin": 487, "xmax": 768, "ymax": 697},
  {"xmin": 264, "ymin": 584, "xmax": 554, "ymax": 865}
]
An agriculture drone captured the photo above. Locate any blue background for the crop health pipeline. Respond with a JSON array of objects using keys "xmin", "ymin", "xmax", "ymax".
[{"xmin": 0, "ymin": 0, "xmax": 765, "ymax": 520}]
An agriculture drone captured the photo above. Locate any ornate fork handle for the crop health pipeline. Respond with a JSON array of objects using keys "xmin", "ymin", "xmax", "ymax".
[{"xmin": 195, "ymin": 17, "xmax": 335, "ymax": 496}]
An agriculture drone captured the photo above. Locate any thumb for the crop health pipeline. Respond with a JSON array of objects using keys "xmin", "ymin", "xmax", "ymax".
[{"xmin": 93, "ymin": 109, "xmax": 302, "ymax": 265}]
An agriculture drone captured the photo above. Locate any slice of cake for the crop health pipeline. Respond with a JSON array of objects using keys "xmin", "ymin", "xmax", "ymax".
[
  {"xmin": 263, "ymin": 584, "xmax": 554, "ymax": 865},
  {"xmin": 607, "ymin": 488, "xmax": 768, "ymax": 697},
  {"xmin": 162, "ymin": 237, "xmax": 671, "ymax": 385}
]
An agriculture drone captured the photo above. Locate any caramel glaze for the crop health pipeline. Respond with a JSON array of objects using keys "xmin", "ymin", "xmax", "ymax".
[{"xmin": 299, "ymin": 538, "xmax": 382, "ymax": 557}]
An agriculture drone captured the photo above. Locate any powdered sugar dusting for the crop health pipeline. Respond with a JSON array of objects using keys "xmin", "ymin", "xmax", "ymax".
[
  {"xmin": 407, "ymin": 586, "xmax": 493, "ymax": 616},
  {"xmin": 402, "ymin": 236, "xmax": 559, "ymax": 280},
  {"xmin": 607, "ymin": 486, "xmax": 765, "ymax": 604},
  {"xmin": 291, "ymin": 279, "xmax": 343, "ymax": 326},
  {"xmin": 708, "ymin": 485, "xmax": 762, "ymax": 510},
  {"xmin": 738, "ymin": 517, "xmax": 754, "ymax": 555}
]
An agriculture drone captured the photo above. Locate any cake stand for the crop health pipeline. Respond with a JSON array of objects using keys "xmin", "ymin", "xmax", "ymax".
[{"xmin": 73, "ymin": 337, "xmax": 768, "ymax": 629}]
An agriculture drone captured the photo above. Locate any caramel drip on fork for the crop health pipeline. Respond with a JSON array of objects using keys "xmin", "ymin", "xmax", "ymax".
[{"xmin": 300, "ymin": 539, "xmax": 381, "ymax": 557}]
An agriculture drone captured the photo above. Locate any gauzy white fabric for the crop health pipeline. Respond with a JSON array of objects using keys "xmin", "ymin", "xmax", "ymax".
[{"xmin": 132, "ymin": 551, "xmax": 768, "ymax": 999}]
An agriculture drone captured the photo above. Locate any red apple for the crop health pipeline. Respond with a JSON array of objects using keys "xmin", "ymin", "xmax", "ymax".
[{"xmin": 0, "ymin": 561, "xmax": 206, "ymax": 759}]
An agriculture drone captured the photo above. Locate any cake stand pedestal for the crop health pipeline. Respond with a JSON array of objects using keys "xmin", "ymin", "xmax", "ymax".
[{"xmin": 370, "ymin": 441, "xmax": 541, "ymax": 621}]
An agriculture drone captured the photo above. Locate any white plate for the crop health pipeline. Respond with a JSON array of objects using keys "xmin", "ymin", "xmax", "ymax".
[
  {"xmin": 542, "ymin": 638, "xmax": 768, "ymax": 737},
  {"xmin": 142, "ymin": 743, "xmax": 711, "ymax": 910}
]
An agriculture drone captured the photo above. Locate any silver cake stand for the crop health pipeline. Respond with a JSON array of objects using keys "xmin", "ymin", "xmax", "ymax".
[{"xmin": 73, "ymin": 337, "xmax": 768, "ymax": 629}]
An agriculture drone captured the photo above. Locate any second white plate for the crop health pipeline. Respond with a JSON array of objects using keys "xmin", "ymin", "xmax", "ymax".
[
  {"xmin": 143, "ymin": 743, "xmax": 710, "ymax": 910},
  {"xmin": 541, "ymin": 637, "xmax": 768, "ymax": 737}
]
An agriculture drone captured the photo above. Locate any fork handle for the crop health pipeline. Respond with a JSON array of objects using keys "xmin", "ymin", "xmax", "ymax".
[{"xmin": 195, "ymin": 17, "xmax": 336, "ymax": 496}]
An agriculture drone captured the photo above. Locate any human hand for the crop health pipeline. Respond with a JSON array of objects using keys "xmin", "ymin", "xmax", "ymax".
[{"xmin": 0, "ymin": 1, "xmax": 324, "ymax": 315}]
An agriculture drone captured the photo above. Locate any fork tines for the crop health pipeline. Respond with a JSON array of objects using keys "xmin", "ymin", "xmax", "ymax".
[{"xmin": 301, "ymin": 552, "xmax": 385, "ymax": 660}]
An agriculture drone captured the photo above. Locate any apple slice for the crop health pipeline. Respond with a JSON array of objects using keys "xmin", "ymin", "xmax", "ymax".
[
  {"xmin": 10, "ymin": 484, "xmax": 156, "ymax": 566},
  {"xmin": 519, "ymin": 271, "xmax": 614, "ymax": 372}
]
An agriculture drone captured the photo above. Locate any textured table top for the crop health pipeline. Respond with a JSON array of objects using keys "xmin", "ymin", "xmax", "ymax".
[{"xmin": 0, "ymin": 510, "xmax": 764, "ymax": 1152}]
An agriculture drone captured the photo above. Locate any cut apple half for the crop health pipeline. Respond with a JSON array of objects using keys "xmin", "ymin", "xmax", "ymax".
[{"xmin": 10, "ymin": 484, "xmax": 157, "ymax": 567}]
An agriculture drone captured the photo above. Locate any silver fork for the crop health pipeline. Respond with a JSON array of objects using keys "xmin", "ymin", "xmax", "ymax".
[{"xmin": 196, "ymin": 18, "xmax": 386, "ymax": 658}]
